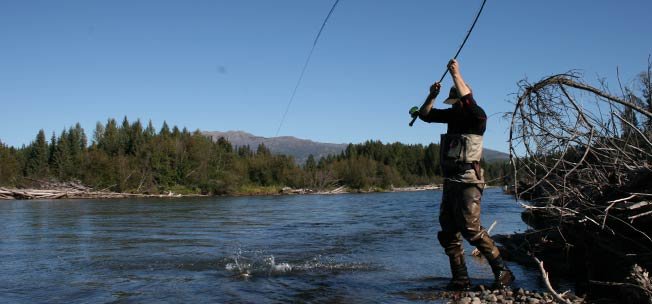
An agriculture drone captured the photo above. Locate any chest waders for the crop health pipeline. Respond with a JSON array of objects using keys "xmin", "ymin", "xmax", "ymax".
[{"xmin": 438, "ymin": 133, "xmax": 514, "ymax": 289}]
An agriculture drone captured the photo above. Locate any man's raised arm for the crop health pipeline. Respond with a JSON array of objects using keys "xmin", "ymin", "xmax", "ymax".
[
  {"xmin": 419, "ymin": 82, "xmax": 441, "ymax": 117},
  {"xmin": 448, "ymin": 59, "xmax": 471, "ymax": 97}
]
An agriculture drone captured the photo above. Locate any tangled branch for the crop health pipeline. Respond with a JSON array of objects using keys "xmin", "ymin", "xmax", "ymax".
[{"xmin": 508, "ymin": 71, "xmax": 652, "ymax": 295}]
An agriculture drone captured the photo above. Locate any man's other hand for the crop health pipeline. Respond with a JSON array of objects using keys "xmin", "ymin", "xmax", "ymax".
[{"xmin": 430, "ymin": 82, "xmax": 442, "ymax": 96}]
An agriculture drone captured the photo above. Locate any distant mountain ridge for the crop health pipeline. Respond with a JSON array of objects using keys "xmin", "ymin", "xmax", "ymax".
[
  {"xmin": 202, "ymin": 130, "xmax": 509, "ymax": 164},
  {"xmin": 203, "ymin": 131, "xmax": 347, "ymax": 164}
]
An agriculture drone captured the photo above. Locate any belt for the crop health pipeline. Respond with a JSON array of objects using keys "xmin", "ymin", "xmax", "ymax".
[
  {"xmin": 442, "ymin": 162, "xmax": 476, "ymax": 177},
  {"xmin": 456, "ymin": 162, "xmax": 475, "ymax": 171}
]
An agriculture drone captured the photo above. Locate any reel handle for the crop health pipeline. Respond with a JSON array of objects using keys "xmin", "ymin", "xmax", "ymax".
[
  {"xmin": 409, "ymin": 115, "xmax": 418, "ymax": 127},
  {"xmin": 408, "ymin": 106, "xmax": 419, "ymax": 127}
]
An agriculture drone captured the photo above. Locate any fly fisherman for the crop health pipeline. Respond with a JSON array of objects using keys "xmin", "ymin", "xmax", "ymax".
[{"xmin": 415, "ymin": 59, "xmax": 514, "ymax": 290}]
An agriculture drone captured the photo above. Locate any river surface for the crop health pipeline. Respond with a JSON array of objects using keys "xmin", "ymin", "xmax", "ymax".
[{"xmin": 0, "ymin": 188, "xmax": 560, "ymax": 303}]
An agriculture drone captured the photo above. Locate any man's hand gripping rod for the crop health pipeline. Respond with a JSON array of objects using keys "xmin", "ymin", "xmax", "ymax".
[
  {"xmin": 409, "ymin": 0, "xmax": 487, "ymax": 127},
  {"xmin": 408, "ymin": 69, "xmax": 449, "ymax": 126}
]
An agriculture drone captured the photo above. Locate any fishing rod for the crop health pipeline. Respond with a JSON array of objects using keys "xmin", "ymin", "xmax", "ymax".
[{"xmin": 409, "ymin": 0, "xmax": 488, "ymax": 127}]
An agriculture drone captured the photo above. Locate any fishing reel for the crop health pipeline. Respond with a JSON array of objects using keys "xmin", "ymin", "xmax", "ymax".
[{"xmin": 409, "ymin": 106, "xmax": 419, "ymax": 127}]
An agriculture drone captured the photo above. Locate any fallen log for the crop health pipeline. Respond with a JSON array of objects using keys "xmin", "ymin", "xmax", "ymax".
[{"xmin": 0, "ymin": 187, "xmax": 207, "ymax": 200}]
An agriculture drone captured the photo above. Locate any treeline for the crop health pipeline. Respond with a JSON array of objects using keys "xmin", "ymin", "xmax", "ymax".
[{"xmin": 0, "ymin": 117, "xmax": 509, "ymax": 194}]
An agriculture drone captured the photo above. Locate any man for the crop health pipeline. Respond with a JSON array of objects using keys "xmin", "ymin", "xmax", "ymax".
[{"xmin": 415, "ymin": 59, "xmax": 514, "ymax": 290}]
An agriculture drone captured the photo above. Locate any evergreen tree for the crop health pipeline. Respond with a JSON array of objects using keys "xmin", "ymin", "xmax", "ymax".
[
  {"xmin": 100, "ymin": 118, "xmax": 120, "ymax": 156},
  {"xmin": 216, "ymin": 137, "xmax": 232, "ymax": 153},
  {"xmin": 305, "ymin": 154, "xmax": 316, "ymax": 171},
  {"xmin": 0, "ymin": 140, "xmax": 20, "ymax": 186},
  {"xmin": 129, "ymin": 119, "xmax": 144, "ymax": 155},
  {"xmin": 160, "ymin": 121, "xmax": 170, "ymax": 137},
  {"xmin": 92, "ymin": 121, "xmax": 105, "ymax": 147},
  {"xmin": 68, "ymin": 124, "xmax": 87, "ymax": 176},
  {"xmin": 256, "ymin": 143, "xmax": 270, "ymax": 156},
  {"xmin": 24, "ymin": 129, "xmax": 49, "ymax": 177},
  {"xmin": 51, "ymin": 130, "xmax": 73, "ymax": 179},
  {"xmin": 144, "ymin": 120, "xmax": 156, "ymax": 139},
  {"xmin": 48, "ymin": 132, "xmax": 57, "ymax": 166}
]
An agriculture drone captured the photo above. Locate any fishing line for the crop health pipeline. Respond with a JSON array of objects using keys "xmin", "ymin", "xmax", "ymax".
[
  {"xmin": 410, "ymin": 0, "xmax": 488, "ymax": 127},
  {"xmin": 274, "ymin": 0, "xmax": 341, "ymax": 137}
]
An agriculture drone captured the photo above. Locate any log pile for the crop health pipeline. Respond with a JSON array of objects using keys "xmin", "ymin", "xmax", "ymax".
[
  {"xmin": 280, "ymin": 187, "xmax": 314, "ymax": 195},
  {"xmin": 0, "ymin": 187, "xmax": 201, "ymax": 200},
  {"xmin": 0, "ymin": 180, "xmax": 205, "ymax": 200},
  {"xmin": 508, "ymin": 71, "xmax": 652, "ymax": 301}
]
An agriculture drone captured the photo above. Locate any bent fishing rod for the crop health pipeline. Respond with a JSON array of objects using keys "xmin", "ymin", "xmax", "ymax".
[{"xmin": 409, "ymin": 0, "xmax": 488, "ymax": 127}]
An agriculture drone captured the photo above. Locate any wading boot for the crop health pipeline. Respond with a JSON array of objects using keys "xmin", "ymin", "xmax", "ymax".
[
  {"xmin": 488, "ymin": 257, "xmax": 515, "ymax": 289},
  {"xmin": 446, "ymin": 254, "xmax": 471, "ymax": 290}
]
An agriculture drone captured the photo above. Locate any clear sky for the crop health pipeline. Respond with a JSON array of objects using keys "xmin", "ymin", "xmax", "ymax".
[{"xmin": 1, "ymin": 0, "xmax": 651, "ymax": 152}]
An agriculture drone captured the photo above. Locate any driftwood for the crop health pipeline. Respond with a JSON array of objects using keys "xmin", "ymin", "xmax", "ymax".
[
  {"xmin": 508, "ymin": 68, "xmax": 652, "ymax": 299},
  {"xmin": 0, "ymin": 187, "xmax": 206, "ymax": 200},
  {"xmin": 315, "ymin": 186, "xmax": 348, "ymax": 195},
  {"xmin": 534, "ymin": 256, "xmax": 574, "ymax": 304},
  {"xmin": 280, "ymin": 187, "xmax": 314, "ymax": 195}
]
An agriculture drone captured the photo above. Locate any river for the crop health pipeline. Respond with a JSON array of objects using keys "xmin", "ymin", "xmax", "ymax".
[{"xmin": 0, "ymin": 188, "xmax": 562, "ymax": 303}]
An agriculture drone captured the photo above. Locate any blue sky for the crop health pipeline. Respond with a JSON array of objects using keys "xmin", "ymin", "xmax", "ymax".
[{"xmin": 1, "ymin": 0, "xmax": 651, "ymax": 152}]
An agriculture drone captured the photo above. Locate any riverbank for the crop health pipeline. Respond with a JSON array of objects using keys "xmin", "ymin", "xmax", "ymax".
[
  {"xmin": 0, "ymin": 187, "xmax": 209, "ymax": 200},
  {"xmin": 0, "ymin": 184, "xmax": 446, "ymax": 200},
  {"xmin": 0, "ymin": 184, "xmax": 519, "ymax": 200},
  {"xmin": 400, "ymin": 285, "xmax": 585, "ymax": 304}
]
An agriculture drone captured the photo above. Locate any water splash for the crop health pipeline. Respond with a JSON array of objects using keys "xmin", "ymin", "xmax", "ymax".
[
  {"xmin": 223, "ymin": 250, "xmax": 375, "ymax": 278},
  {"xmin": 225, "ymin": 248, "xmax": 253, "ymax": 278},
  {"xmin": 265, "ymin": 255, "xmax": 292, "ymax": 274}
]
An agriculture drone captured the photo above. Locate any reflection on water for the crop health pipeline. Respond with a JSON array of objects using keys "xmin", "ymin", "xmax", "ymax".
[{"xmin": 0, "ymin": 188, "xmax": 549, "ymax": 303}]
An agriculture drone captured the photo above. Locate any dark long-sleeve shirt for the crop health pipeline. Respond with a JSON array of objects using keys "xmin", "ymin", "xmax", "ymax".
[{"xmin": 419, "ymin": 93, "xmax": 487, "ymax": 135}]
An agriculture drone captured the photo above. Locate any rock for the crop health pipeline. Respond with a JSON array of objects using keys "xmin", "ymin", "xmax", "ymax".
[
  {"xmin": 506, "ymin": 290, "xmax": 514, "ymax": 297},
  {"xmin": 485, "ymin": 294, "xmax": 498, "ymax": 302},
  {"xmin": 527, "ymin": 298, "xmax": 540, "ymax": 304},
  {"xmin": 496, "ymin": 294, "xmax": 505, "ymax": 301},
  {"xmin": 517, "ymin": 288, "xmax": 525, "ymax": 296},
  {"xmin": 467, "ymin": 292, "xmax": 476, "ymax": 298},
  {"xmin": 459, "ymin": 297, "xmax": 472, "ymax": 304},
  {"xmin": 472, "ymin": 296, "xmax": 482, "ymax": 304},
  {"xmin": 479, "ymin": 285, "xmax": 486, "ymax": 292}
]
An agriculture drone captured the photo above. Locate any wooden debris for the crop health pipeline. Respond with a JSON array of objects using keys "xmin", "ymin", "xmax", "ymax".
[
  {"xmin": 0, "ymin": 187, "xmax": 206, "ymax": 200},
  {"xmin": 280, "ymin": 187, "xmax": 313, "ymax": 195},
  {"xmin": 534, "ymin": 256, "xmax": 574, "ymax": 304},
  {"xmin": 508, "ymin": 69, "xmax": 652, "ymax": 299}
]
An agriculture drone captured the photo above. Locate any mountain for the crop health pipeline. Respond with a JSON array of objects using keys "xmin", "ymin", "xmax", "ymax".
[
  {"xmin": 482, "ymin": 148, "xmax": 510, "ymax": 162},
  {"xmin": 202, "ymin": 130, "xmax": 509, "ymax": 164},
  {"xmin": 202, "ymin": 131, "xmax": 348, "ymax": 164}
]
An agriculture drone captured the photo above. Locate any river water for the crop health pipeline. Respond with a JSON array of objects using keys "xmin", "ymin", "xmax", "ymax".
[{"xmin": 0, "ymin": 188, "xmax": 558, "ymax": 303}]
